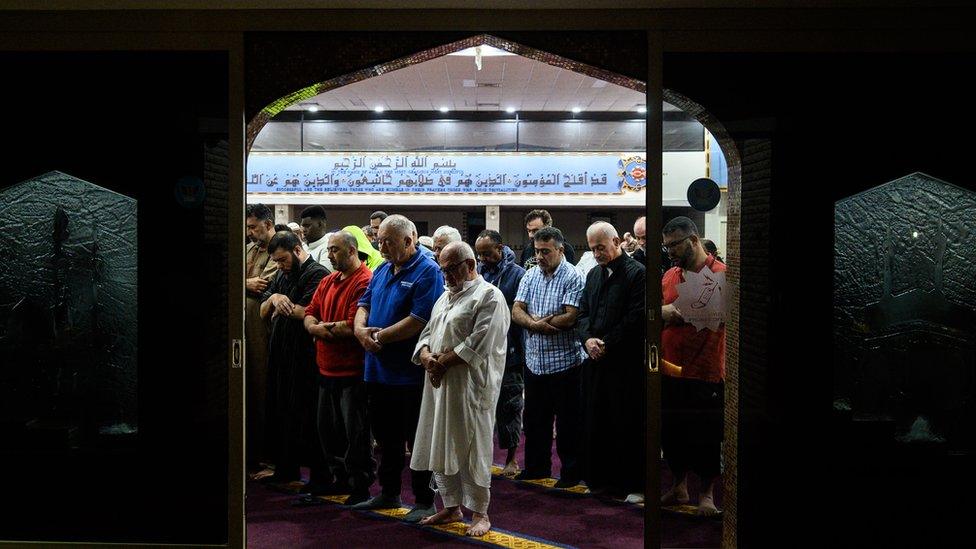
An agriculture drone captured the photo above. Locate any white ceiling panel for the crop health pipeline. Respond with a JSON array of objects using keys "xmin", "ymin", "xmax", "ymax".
[{"xmin": 286, "ymin": 46, "xmax": 646, "ymax": 113}]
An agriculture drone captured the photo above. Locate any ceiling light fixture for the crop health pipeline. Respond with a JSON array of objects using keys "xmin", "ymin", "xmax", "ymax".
[
  {"xmin": 505, "ymin": 107, "xmax": 516, "ymax": 114},
  {"xmin": 572, "ymin": 107, "xmax": 582, "ymax": 114},
  {"xmin": 374, "ymin": 106, "xmax": 385, "ymax": 113},
  {"xmin": 439, "ymin": 106, "xmax": 450, "ymax": 113},
  {"xmin": 307, "ymin": 104, "xmax": 319, "ymax": 112},
  {"xmin": 637, "ymin": 105, "xmax": 647, "ymax": 113}
]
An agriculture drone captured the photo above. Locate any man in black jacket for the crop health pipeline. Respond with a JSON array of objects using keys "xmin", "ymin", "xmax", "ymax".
[
  {"xmin": 577, "ymin": 221, "xmax": 646, "ymax": 502},
  {"xmin": 260, "ymin": 231, "xmax": 331, "ymax": 501}
]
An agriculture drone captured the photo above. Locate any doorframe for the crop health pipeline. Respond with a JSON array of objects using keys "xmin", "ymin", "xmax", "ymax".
[{"xmin": 0, "ymin": 31, "xmax": 246, "ymax": 549}]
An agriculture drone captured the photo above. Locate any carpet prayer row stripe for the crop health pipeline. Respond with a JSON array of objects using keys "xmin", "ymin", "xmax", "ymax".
[{"xmin": 315, "ymin": 493, "xmax": 574, "ymax": 548}]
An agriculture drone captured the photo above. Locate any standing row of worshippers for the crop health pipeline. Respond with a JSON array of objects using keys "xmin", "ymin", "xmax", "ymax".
[{"xmin": 243, "ymin": 202, "xmax": 649, "ymax": 537}]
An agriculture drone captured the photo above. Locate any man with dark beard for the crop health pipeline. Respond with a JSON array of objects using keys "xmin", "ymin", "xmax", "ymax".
[
  {"xmin": 474, "ymin": 229, "xmax": 526, "ymax": 478},
  {"xmin": 660, "ymin": 216, "xmax": 726, "ymax": 516},
  {"xmin": 260, "ymin": 231, "xmax": 331, "ymax": 500}
]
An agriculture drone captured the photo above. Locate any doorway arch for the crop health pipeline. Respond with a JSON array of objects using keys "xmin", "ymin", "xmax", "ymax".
[
  {"xmin": 244, "ymin": 32, "xmax": 743, "ymax": 548},
  {"xmin": 245, "ymin": 33, "xmax": 647, "ymax": 155},
  {"xmin": 663, "ymin": 87, "xmax": 742, "ymax": 549}
]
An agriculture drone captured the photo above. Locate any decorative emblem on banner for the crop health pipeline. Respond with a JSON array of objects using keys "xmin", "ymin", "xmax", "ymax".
[
  {"xmin": 618, "ymin": 155, "xmax": 647, "ymax": 191},
  {"xmin": 174, "ymin": 176, "xmax": 206, "ymax": 209},
  {"xmin": 674, "ymin": 264, "xmax": 726, "ymax": 332}
]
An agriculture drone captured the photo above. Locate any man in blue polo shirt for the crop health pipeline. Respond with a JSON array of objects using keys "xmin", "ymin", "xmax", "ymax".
[
  {"xmin": 352, "ymin": 214, "xmax": 444, "ymax": 523},
  {"xmin": 512, "ymin": 226, "xmax": 586, "ymax": 488}
]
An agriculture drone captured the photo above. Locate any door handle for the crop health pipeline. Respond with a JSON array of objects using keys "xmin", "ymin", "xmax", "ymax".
[
  {"xmin": 648, "ymin": 343, "xmax": 659, "ymax": 373},
  {"xmin": 232, "ymin": 339, "xmax": 243, "ymax": 369}
]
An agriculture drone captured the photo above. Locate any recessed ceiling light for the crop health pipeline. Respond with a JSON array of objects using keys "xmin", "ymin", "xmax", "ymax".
[
  {"xmin": 439, "ymin": 106, "xmax": 450, "ymax": 113},
  {"xmin": 637, "ymin": 106, "xmax": 647, "ymax": 113},
  {"xmin": 374, "ymin": 106, "xmax": 385, "ymax": 113},
  {"xmin": 505, "ymin": 107, "xmax": 516, "ymax": 114},
  {"xmin": 307, "ymin": 104, "xmax": 319, "ymax": 112},
  {"xmin": 571, "ymin": 107, "xmax": 582, "ymax": 114}
]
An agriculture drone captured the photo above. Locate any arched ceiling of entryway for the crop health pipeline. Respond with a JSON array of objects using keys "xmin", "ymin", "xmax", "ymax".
[{"xmin": 245, "ymin": 32, "xmax": 647, "ymax": 153}]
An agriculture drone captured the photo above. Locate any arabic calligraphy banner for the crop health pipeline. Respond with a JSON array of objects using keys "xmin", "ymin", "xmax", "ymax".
[{"xmin": 247, "ymin": 152, "xmax": 639, "ymax": 194}]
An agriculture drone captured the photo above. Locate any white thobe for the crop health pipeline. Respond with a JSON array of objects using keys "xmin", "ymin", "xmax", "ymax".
[
  {"xmin": 306, "ymin": 232, "xmax": 334, "ymax": 272},
  {"xmin": 410, "ymin": 276, "xmax": 510, "ymax": 492}
]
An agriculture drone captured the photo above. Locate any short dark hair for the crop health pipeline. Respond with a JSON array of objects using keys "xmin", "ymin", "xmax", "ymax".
[
  {"xmin": 274, "ymin": 223, "xmax": 292, "ymax": 233},
  {"xmin": 533, "ymin": 226, "xmax": 565, "ymax": 249},
  {"xmin": 267, "ymin": 231, "xmax": 302, "ymax": 254},
  {"xmin": 525, "ymin": 209, "xmax": 552, "ymax": 227},
  {"xmin": 370, "ymin": 211, "xmax": 388, "ymax": 221},
  {"xmin": 246, "ymin": 203, "xmax": 274, "ymax": 224},
  {"xmin": 300, "ymin": 205, "xmax": 327, "ymax": 221},
  {"xmin": 702, "ymin": 239, "xmax": 718, "ymax": 255},
  {"xmin": 477, "ymin": 229, "xmax": 503, "ymax": 246},
  {"xmin": 662, "ymin": 216, "xmax": 699, "ymax": 237}
]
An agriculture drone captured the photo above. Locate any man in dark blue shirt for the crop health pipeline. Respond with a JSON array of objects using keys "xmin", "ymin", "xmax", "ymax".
[
  {"xmin": 475, "ymin": 229, "xmax": 527, "ymax": 478},
  {"xmin": 352, "ymin": 214, "xmax": 444, "ymax": 523}
]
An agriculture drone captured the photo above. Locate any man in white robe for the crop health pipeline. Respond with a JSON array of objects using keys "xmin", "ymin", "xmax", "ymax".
[{"xmin": 410, "ymin": 241, "xmax": 510, "ymax": 537}]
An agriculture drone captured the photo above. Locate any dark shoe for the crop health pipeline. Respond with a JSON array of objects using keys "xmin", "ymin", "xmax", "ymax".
[
  {"xmin": 290, "ymin": 494, "xmax": 324, "ymax": 507},
  {"xmin": 554, "ymin": 477, "xmax": 580, "ymax": 489},
  {"xmin": 513, "ymin": 470, "xmax": 548, "ymax": 481},
  {"xmin": 350, "ymin": 493, "xmax": 401, "ymax": 511},
  {"xmin": 344, "ymin": 490, "xmax": 371, "ymax": 506},
  {"xmin": 402, "ymin": 503, "xmax": 436, "ymax": 523}
]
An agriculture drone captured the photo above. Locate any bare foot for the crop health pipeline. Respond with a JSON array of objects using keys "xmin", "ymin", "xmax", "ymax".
[
  {"xmin": 661, "ymin": 484, "xmax": 690, "ymax": 505},
  {"xmin": 466, "ymin": 513, "xmax": 491, "ymax": 537},
  {"xmin": 697, "ymin": 493, "xmax": 721, "ymax": 516},
  {"xmin": 250, "ymin": 467, "xmax": 275, "ymax": 481},
  {"xmin": 419, "ymin": 507, "xmax": 463, "ymax": 526},
  {"xmin": 500, "ymin": 460, "xmax": 520, "ymax": 479}
]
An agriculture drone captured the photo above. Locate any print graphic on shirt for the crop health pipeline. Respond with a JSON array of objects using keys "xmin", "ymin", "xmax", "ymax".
[{"xmin": 675, "ymin": 265, "xmax": 726, "ymax": 332}]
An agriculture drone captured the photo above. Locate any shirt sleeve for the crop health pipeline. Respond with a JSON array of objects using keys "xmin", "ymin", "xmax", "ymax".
[
  {"xmin": 408, "ymin": 265, "xmax": 444, "ymax": 324},
  {"xmin": 298, "ymin": 269, "xmax": 327, "ymax": 306},
  {"xmin": 454, "ymin": 289, "xmax": 511, "ymax": 382},
  {"xmin": 562, "ymin": 270, "xmax": 584, "ymax": 309},
  {"xmin": 576, "ymin": 271, "xmax": 593, "ymax": 345},
  {"xmin": 357, "ymin": 274, "xmax": 375, "ymax": 309},
  {"xmin": 411, "ymin": 302, "xmax": 438, "ymax": 365},
  {"xmin": 514, "ymin": 270, "xmax": 530, "ymax": 305},
  {"xmin": 260, "ymin": 272, "xmax": 282, "ymax": 303},
  {"xmin": 347, "ymin": 277, "xmax": 369, "ymax": 324},
  {"xmin": 305, "ymin": 277, "xmax": 326, "ymax": 320}
]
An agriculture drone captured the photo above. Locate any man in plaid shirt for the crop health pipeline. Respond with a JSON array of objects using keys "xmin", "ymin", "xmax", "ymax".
[{"xmin": 512, "ymin": 227, "xmax": 586, "ymax": 488}]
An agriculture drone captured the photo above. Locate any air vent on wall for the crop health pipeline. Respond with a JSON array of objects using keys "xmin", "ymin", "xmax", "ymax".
[
  {"xmin": 476, "ymin": 82, "xmax": 502, "ymax": 88},
  {"xmin": 476, "ymin": 102, "xmax": 500, "ymax": 107}
]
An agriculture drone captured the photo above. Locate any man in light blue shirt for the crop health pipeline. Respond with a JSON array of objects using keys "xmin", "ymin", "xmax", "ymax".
[{"xmin": 512, "ymin": 227, "xmax": 586, "ymax": 488}]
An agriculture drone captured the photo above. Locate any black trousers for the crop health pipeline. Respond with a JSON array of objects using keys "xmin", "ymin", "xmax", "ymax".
[
  {"xmin": 661, "ymin": 375, "xmax": 725, "ymax": 481},
  {"xmin": 523, "ymin": 365, "xmax": 582, "ymax": 481},
  {"xmin": 366, "ymin": 382, "xmax": 433, "ymax": 505},
  {"xmin": 580, "ymin": 357, "xmax": 646, "ymax": 495},
  {"xmin": 317, "ymin": 375, "xmax": 376, "ymax": 493},
  {"xmin": 495, "ymin": 364, "xmax": 525, "ymax": 451}
]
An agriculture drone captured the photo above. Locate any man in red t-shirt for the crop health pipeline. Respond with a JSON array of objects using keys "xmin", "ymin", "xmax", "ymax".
[
  {"xmin": 304, "ymin": 231, "xmax": 376, "ymax": 505},
  {"xmin": 660, "ymin": 216, "xmax": 726, "ymax": 517}
]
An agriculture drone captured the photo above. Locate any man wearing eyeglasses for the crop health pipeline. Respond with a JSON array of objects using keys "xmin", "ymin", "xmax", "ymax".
[
  {"xmin": 351, "ymin": 214, "xmax": 444, "ymax": 523},
  {"xmin": 511, "ymin": 226, "xmax": 586, "ymax": 488},
  {"xmin": 410, "ymin": 241, "xmax": 510, "ymax": 537},
  {"xmin": 660, "ymin": 216, "xmax": 726, "ymax": 516}
]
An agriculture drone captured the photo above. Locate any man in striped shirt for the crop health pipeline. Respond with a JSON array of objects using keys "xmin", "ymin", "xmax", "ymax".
[{"xmin": 512, "ymin": 227, "xmax": 586, "ymax": 488}]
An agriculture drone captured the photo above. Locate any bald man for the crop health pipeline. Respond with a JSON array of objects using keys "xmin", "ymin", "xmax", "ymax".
[
  {"xmin": 578, "ymin": 221, "xmax": 647, "ymax": 503},
  {"xmin": 411, "ymin": 241, "xmax": 510, "ymax": 537}
]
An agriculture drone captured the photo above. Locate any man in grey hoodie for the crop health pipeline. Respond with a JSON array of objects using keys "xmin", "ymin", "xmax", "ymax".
[{"xmin": 475, "ymin": 230, "xmax": 527, "ymax": 477}]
